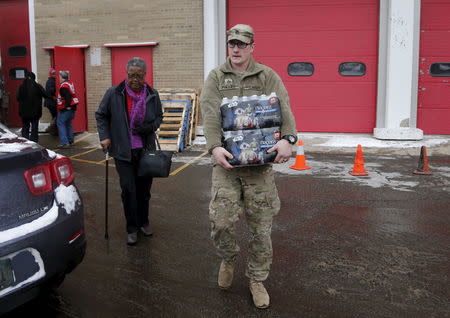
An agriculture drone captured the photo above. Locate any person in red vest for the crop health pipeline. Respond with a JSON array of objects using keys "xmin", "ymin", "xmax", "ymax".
[{"xmin": 56, "ymin": 70, "xmax": 79, "ymax": 148}]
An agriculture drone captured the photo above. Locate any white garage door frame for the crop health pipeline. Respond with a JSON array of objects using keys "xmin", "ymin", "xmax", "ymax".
[
  {"xmin": 375, "ymin": 0, "xmax": 423, "ymax": 140},
  {"xmin": 203, "ymin": 0, "xmax": 425, "ymax": 140}
]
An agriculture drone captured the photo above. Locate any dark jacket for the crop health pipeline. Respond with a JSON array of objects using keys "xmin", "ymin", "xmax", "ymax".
[
  {"xmin": 16, "ymin": 77, "xmax": 49, "ymax": 120},
  {"xmin": 95, "ymin": 81, "xmax": 163, "ymax": 162},
  {"xmin": 44, "ymin": 77, "xmax": 56, "ymax": 109}
]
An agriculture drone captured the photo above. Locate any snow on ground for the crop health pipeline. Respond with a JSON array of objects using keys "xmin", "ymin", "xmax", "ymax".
[
  {"xmin": 272, "ymin": 159, "xmax": 418, "ymax": 192},
  {"xmin": 193, "ymin": 134, "xmax": 449, "ymax": 150},
  {"xmin": 311, "ymin": 133, "xmax": 449, "ymax": 149},
  {"xmin": 172, "ymin": 153, "xmax": 450, "ymax": 192},
  {"xmin": 188, "ymin": 133, "xmax": 448, "ymax": 192}
]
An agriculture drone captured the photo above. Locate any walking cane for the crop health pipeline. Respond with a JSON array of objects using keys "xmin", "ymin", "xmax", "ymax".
[{"xmin": 104, "ymin": 152, "xmax": 109, "ymax": 239}]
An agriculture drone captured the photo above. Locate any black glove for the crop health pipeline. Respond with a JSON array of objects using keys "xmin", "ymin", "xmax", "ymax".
[{"xmin": 133, "ymin": 120, "xmax": 154, "ymax": 137}]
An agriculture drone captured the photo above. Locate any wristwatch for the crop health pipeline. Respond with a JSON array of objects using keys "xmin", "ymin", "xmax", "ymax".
[{"xmin": 281, "ymin": 134, "xmax": 297, "ymax": 145}]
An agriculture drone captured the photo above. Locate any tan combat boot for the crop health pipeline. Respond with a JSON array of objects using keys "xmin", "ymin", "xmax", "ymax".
[
  {"xmin": 249, "ymin": 280, "xmax": 270, "ymax": 309},
  {"xmin": 217, "ymin": 260, "xmax": 235, "ymax": 289}
]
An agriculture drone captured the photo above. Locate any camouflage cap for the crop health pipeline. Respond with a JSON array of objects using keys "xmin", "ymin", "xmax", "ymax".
[{"xmin": 227, "ymin": 24, "xmax": 254, "ymax": 44}]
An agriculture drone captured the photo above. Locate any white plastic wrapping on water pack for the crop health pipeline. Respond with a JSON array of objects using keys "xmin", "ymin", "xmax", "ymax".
[
  {"xmin": 220, "ymin": 93, "xmax": 282, "ymax": 166},
  {"xmin": 220, "ymin": 92, "xmax": 282, "ymax": 131},
  {"xmin": 223, "ymin": 127, "xmax": 281, "ymax": 166}
]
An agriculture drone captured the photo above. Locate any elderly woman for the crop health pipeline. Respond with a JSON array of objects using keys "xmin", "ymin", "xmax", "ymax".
[{"xmin": 95, "ymin": 57, "xmax": 163, "ymax": 246}]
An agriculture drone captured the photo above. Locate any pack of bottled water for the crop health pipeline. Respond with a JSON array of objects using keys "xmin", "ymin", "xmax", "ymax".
[
  {"xmin": 219, "ymin": 93, "xmax": 282, "ymax": 166},
  {"xmin": 223, "ymin": 127, "xmax": 281, "ymax": 166},
  {"xmin": 220, "ymin": 93, "xmax": 281, "ymax": 131}
]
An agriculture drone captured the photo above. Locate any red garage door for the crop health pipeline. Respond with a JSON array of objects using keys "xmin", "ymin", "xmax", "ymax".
[
  {"xmin": 228, "ymin": 0, "xmax": 379, "ymax": 132},
  {"xmin": 418, "ymin": 0, "xmax": 450, "ymax": 134},
  {"xmin": 54, "ymin": 47, "xmax": 88, "ymax": 132},
  {"xmin": 0, "ymin": 0, "xmax": 31, "ymax": 127}
]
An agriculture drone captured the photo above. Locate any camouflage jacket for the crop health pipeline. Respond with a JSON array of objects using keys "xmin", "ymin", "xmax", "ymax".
[{"xmin": 200, "ymin": 57, "xmax": 297, "ymax": 154}]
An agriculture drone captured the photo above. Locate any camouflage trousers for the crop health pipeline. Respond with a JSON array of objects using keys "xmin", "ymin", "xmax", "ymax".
[{"xmin": 209, "ymin": 164, "xmax": 280, "ymax": 282}]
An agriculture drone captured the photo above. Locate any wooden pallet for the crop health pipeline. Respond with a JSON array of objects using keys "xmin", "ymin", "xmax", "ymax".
[
  {"xmin": 157, "ymin": 89, "xmax": 200, "ymax": 152},
  {"xmin": 157, "ymin": 100, "xmax": 188, "ymax": 152}
]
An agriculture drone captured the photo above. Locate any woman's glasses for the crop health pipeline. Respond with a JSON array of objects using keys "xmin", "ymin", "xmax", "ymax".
[{"xmin": 127, "ymin": 73, "xmax": 145, "ymax": 80}]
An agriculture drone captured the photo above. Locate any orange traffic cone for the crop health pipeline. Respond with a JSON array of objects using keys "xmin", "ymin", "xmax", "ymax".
[
  {"xmin": 290, "ymin": 140, "xmax": 312, "ymax": 170},
  {"xmin": 349, "ymin": 144, "xmax": 368, "ymax": 176},
  {"xmin": 413, "ymin": 146, "xmax": 432, "ymax": 175}
]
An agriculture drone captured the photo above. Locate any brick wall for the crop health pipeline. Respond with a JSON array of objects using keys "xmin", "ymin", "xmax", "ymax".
[{"xmin": 34, "ymin": 0, "xmax": 203, "ymax": 131}]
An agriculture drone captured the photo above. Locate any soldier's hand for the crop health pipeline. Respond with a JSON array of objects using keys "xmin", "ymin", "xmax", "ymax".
[
  {"xmin": 268, "ymin": 139, "xmax": 292, "ymax": 163},
  {"xmin": 100, "ymin": 138, "xmax": 111, "ymax": 153},
  {"xmin": 212, "ymin": 147, "xmax": 234, "ymax": 170}
]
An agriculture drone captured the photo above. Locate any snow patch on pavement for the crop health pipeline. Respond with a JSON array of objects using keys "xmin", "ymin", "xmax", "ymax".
[
  {"xmin": 273, "ymin": 159, "xmax": 420, "ymax": 192},
  {"xmin": 433, "ymin": 166, "xmax": 450, "ymax": 178},
  {"xmin": 171, "ymin": 153, "xmax": 448, "ymax": 193},
  {"xmin": 313, "ymin": 134, "xmax": 448, "ymax": 149}
]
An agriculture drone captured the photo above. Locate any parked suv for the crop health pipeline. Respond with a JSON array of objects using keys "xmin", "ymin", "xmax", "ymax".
[{"xmin": 0, "ymin": 124, "xmax": 86, "ymax": 314}]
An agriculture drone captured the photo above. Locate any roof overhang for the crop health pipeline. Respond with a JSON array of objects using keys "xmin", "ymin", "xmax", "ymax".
[
  {"xmin": 103, "ymin": 42, "xmax": 158, "ymax": 48},
  {"xmin": 42, "ymin": 44, "xmax": 90, "ymax": 50}
]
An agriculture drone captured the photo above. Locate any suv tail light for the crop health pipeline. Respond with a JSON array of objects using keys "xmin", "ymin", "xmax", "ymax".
[{"xmin": 24, "ymin": 157, "xmax": 75, "ymax": 196}]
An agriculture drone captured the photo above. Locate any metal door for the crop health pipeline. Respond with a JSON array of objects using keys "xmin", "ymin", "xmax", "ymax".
[
  {"xmin": 418, "ymin": 0, "xmax": 450, "ymax": 134},
  {"xmin": 227, "ymin": 0, "xmax": 379, "ymax": 133},
  {"xmin": 54, "ymin": 46, "xmax": 87, "ymax": 132}
]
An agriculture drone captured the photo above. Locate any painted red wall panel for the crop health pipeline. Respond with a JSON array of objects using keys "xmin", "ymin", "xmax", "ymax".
[
  {"xmin": 230, "ymin": 4, "xmax": 378, "ymax": 32},
  {"xmin": 230, "ymin": 0, "xmax": 376, "ymax": 8},
  {"xmin": 228, "ymin": 0, "xmax": 379, "ymax": 133},
  {"xmin": 418, "ymin": 0, "xmax": 450, "ymax": 134},
  {"xmin": 419, "ymin": 83, "xmax": 450, "ymax": 109},
  {"xmin": 0, "ymin": 0, "xmax": 31, "ymax": 127},
  {"xmin": 110, "ymin": 47, "xmax": 154, "ymax": 87},
  {"xmin": 287, "ymin": 83, "xmax": 376, "ymax": 109},
  {"xmin": 255, "ymin": 31, "xmax": 378, "ymax": 58},
  {"xmin": 419, "ymin": 32, "xmax": 450, "ymax": 57},
  {"xmin": 417, "ymin": 110, "xmax": 450, "ymax": 134},
  {"xmin": 266, "ymin": 57, "xmax": 378, "ymax": 83},
  {"xmin": 54, "ymin": 47, "xmax": 87, "ymax": 132},
  {"xmin": 294, "ymin": 109, "xmax": 374, "ymax": 133}
]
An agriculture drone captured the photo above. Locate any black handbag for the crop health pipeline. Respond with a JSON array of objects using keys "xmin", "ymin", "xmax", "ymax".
[{"xmin": 138, "ymin": 138, "xmax": 173, "ymax": 178}]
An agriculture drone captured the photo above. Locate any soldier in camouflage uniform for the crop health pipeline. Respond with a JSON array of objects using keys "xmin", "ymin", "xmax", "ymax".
[{"xmin": 200, "ymin": 24, "xmax": 298, "ymax": 309}]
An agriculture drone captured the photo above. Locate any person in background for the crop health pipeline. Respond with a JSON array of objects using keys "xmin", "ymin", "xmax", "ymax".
[
  {"xmin": 16, "ymin": 71, "xmax": 49, "ymax": 142},
  {"xmin": 0, "ymin": 72, "xmax": 8, "ymax": 124},
  {"xmin": 44, "ymin": 68, "xmax": 58, "ymax": 135},
  {"xmin": 56, "ymin": 70, "xmax": 78, "ymax": 148},
  {"xmin": 200, "ymin": 24, "xmax": 298, "ymax": 309},
  {"xmin": 95, "ymin": 57, "xmax": 163, "ymax": 246}
]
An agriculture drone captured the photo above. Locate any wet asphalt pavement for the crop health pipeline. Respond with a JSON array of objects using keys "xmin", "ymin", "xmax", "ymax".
[{"xmin": 4, "ymin": 144, "xmax": 450, "ymax": 317}]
